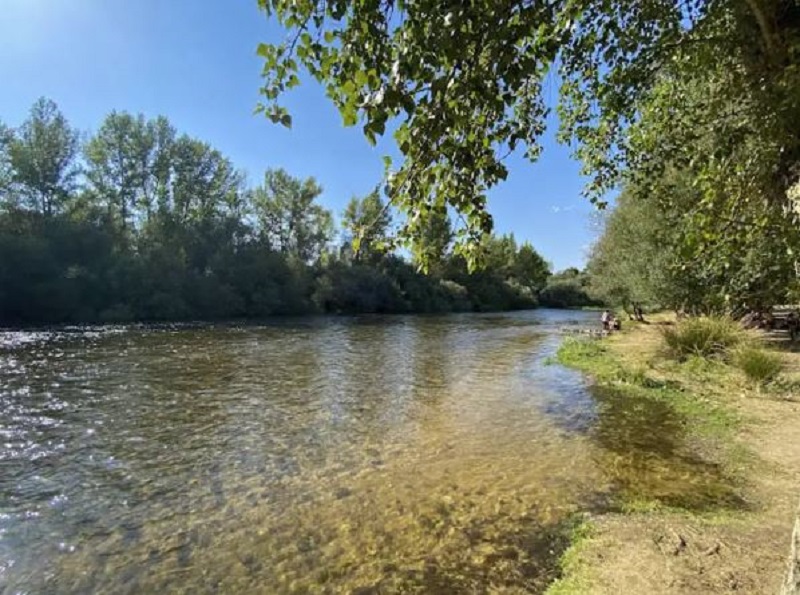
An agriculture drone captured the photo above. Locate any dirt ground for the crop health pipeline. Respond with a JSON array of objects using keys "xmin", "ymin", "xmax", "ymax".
[{"xmin": 559, "ymin": 321, "xmax": 800, "ymax": 594}]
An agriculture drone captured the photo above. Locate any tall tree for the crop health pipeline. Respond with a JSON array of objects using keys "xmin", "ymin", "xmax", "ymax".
[
  {"xmin": 484, "ymin": 234, "xmax": 519, "ymax": 279},
  {"xmin": 251, "ymin": 168, "xmax": 333, "ymax": 261},
  {"xmin": 85, "ymin": 112, "xmax": 177, "ymax": 229},
  {"xmin": 144, "ymin": 116, "xmax": 176, "ymax": 217},
  {"xmin": 0, "ymin": 122, "xmax": 13, "ymax": 206},
  {"xmin": 411, "ymin": 209, "xmax": 452, "ymax": 273},
  {"xmin": 169, "ymin": 135, "xmax": 244, "ymax": 224},
  {"xmin": 341, "ymin": 190, "xmax": 392, "ymax": 262},
  {"xmin": 589, "ymin": 172, "xmax": 800, "ymax": 314},
  {"xmin": 587, "ymin": 185, "xmax": 677, "ymax": 310},
  {"xmin": 513, "ymin": 242, "xmax": 551, "ymax": 294},
  {"xmin": 9, "ymin": 98, "xmax": 79, "ymax": 216}
]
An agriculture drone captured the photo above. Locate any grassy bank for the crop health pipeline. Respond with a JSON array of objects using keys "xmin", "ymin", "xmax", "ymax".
[
  {"xmin": 555, "ymin": 332, "xmax": 742, "ymax": 453},
  {"xmin": 545, "ymin": 316, "xmax": 800, "ymax": 594}
]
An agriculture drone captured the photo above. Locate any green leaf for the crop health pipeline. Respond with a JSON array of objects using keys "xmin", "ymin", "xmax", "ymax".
[
  {"xmin": 342, "ymin": 107, "xmax": 357, "ymax": 127},
  {"xmin": 286, "ymin": 74, "xmax": 301, "ymax": 89}
]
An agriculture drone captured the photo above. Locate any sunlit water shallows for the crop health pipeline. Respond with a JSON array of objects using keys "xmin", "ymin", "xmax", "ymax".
[{"xmin": 0, "ymin": 311, "xmax": 737, "ymax": 593}]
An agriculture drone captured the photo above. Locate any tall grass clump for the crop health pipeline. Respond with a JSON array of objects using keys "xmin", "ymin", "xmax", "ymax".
[
  {"xmin": 661, "ymin": 317, "xmax": 744, "ymax": 359},
  {"xmin": 734, "ymin": 346, "xmax": 783, "ymax": 385}
]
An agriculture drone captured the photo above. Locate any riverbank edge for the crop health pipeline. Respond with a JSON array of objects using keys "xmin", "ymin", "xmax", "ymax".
[{"xmin": 543, "ymin": 318, "xmax": 800, "ymax": 594}]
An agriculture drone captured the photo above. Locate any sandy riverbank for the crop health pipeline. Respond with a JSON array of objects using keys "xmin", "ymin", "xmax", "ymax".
[{"xmin": 548, "ymin": 316, "xmax": 800, "ymax": 594}]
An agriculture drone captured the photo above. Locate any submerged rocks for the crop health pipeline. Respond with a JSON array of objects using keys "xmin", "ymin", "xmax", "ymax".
[{"xmin": 334, "ymin": 487, "xmax": 353, "ymax": 500}]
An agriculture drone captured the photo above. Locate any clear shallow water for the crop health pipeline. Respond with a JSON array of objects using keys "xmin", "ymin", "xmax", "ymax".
[{"xmin": 0, "ymin": 310, "xmax": 738, "ymax": 593}]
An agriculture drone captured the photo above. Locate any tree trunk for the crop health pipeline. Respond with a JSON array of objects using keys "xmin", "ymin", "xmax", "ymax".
[{"xmin": 743, "ymin": 0, "xmax": 783, "ymax": 65}]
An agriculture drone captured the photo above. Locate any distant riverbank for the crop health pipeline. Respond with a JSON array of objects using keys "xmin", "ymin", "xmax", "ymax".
[
  {"xmin": 1, "ymin": 102, "xmax": 591, "ymax": 327},
  {"xmin": 547, "ymin": 316, "xmax": 800, "ymax": 594},
  {"xmin": 0, "ymin": 306, "xmax": 555, "ymax": 334}
]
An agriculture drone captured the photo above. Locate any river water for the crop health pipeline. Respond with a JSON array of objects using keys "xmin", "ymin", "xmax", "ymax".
[{"xmin": 0, "ymin": 310, "xmax": 738, "ymax": 593}]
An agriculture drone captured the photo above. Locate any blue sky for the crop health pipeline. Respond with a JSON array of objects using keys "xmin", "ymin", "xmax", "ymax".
[{"xmin": 0, "ymin": 0, "xmax": 600, "ymax": 271}]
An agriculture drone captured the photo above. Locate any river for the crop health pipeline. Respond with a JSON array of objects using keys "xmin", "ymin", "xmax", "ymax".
[{"xmin": 0, "ymin": 310, "xmax": 730, "ymax": 593}]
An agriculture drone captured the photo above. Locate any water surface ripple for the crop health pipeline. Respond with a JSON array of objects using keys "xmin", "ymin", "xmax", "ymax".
[{"xmin": 0, "ymin": 310, "xmax": 733, "ymax": 593}]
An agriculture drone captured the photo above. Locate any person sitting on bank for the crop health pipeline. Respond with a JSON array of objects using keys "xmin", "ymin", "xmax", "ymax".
[{"xmin": 612, "ymin": 316, "xmax": 622, "ymax": 331}]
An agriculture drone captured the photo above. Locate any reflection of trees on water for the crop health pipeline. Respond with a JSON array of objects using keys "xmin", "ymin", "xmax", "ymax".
[
  {"xmin": 410, "ymin": 318, "xmax": 454, "ymax": 395},
  {"xmin": 322, "ymin": 318, "xmax": 397, "ymax": 427},
  {"xmin": 588, "ymin": 385, "xmax": 748, "ymax": 511}
]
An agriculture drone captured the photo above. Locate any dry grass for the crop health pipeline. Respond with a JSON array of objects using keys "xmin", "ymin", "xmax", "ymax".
[
  {"xmin": 660, "ymin": 317, "xmax": 745, "ymax": 359},
  {"xmin": 734, "ymin": 346, "xmax": 784, "ymax": 385}
]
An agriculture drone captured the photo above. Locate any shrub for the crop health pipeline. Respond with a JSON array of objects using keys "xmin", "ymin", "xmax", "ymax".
[
  {"xmin": 734, "ymin": 347, "xmax": 783, "ymax": 385},
  {"xmin": 312, "ymin": 263, "xmax": 405, "ymax": 314},
  {"xmin": 439, "ymin": 279, "xmax": 472, "ymax": 311},
  {"xmin": 661, "ymin": 317, "xmax": 744, "ymax": 359},
  {"xmin": 539, "ymin": 279, "xmax": 596, "ymax": 309}
]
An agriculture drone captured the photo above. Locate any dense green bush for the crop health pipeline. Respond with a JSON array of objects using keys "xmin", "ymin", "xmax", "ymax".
[
  {"xmin": 535, "ymin": 268, "xmax": 600, "ymax": 309},
  {"xmin": 438, "ymin": 280, "xmax": 472, "ymax": 311},
  {"xmin": 539, "ymin": 281, "xmax": 596, "ymax": 309},
  {"xmin": 661, "ymin": 317, "xmax": 744, "ymax": 359},
  {"xmin": 312, "ymin": 263, "xmax": 406, "ymax": 314}
]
